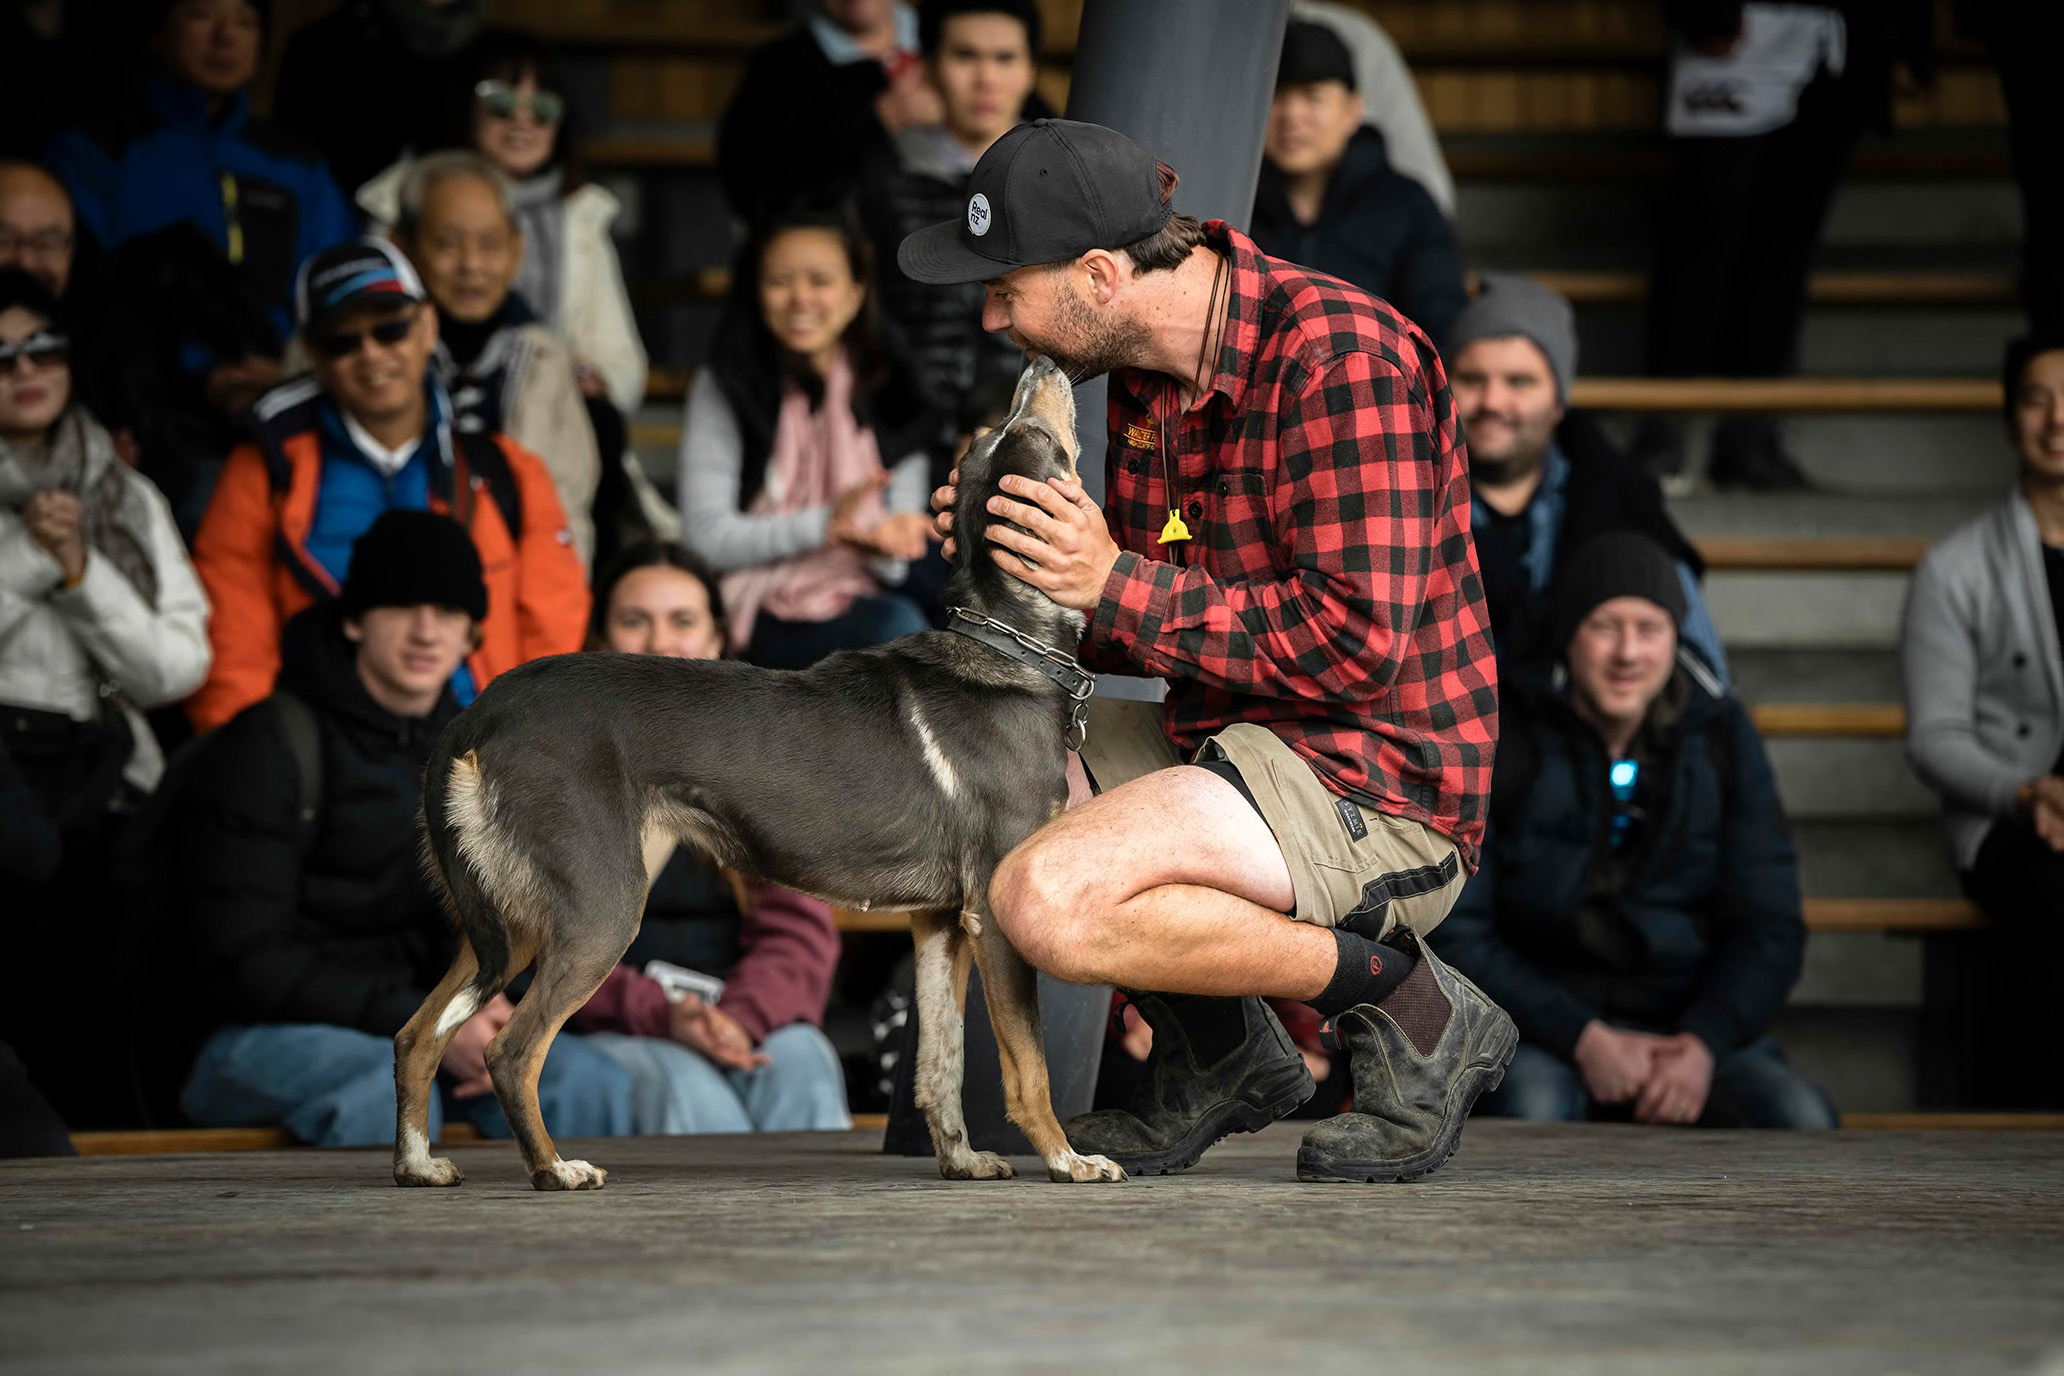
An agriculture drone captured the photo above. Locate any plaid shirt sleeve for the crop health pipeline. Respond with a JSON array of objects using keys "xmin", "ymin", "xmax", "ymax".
[{"xmin": 1089, "ymin": 351, "xmax": 1439, "ymax": 699}]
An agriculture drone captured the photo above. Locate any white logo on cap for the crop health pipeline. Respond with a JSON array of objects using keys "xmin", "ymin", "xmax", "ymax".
[{"xmin": 967, "ymin": 193, "xmax": 992, "ymax": 237}]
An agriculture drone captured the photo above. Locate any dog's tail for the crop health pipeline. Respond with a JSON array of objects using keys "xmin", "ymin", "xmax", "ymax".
[{"xmin": 419, "ymin": 747, "xmax": 516, "ymax": 1000}]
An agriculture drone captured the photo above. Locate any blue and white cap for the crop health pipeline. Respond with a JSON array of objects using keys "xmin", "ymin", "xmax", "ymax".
[{"xmin": 293, "ymin": 237, "xmax": 427, "ymax": 336}]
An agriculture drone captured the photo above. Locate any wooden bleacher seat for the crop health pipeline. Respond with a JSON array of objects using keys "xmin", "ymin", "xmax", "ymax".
[
  {"xmin": 1569, "ymin": 377, "xmax": 2001, "ymax": 413},
  {"xmin": 69, "ymin": 1123, "xmax": 485, "ymax": 1157},
  {"xmin": 1527, "ymin": 270, "xmax": 2017, "ymax": 308},
  {"xmin": 1747, "ymin": 703, "xmax": 1905, "ymax": 738}
]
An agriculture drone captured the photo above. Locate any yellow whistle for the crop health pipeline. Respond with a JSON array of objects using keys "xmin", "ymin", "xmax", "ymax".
[{"xmin": 1157, "ymin": 508, "xmax": 1192, "ymax": 544}]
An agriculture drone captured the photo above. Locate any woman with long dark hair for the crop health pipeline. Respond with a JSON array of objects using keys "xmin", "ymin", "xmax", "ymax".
[{"xmin": 676, "ymin": 206, "xmax": 938, "ymax": 668}]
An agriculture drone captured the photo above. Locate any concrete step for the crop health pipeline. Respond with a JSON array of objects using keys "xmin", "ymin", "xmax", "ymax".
[
  {"xmin": 1772, "ymin": 1007, "xmax": 1919, "ymax": 1112},
  {"xmin": 1793, "ymin": 820, "xmax": 1957, "ymax": 899},
  {"xmin": 1670, "ymin": 492, "xmax": 1989, "ymax": 541},
  {"xmin": 1792, "ymin": 931, "xmax": 1922, "ymax": 1009},
  {"xmin": 1572, "ymin": 304, "xmax": 2023, "ymax": 377},
  {"xmin": 1731, "ymin": 649, "xmax": 1902, "ymax": 703},
  {"xmin": 1767, "ymin": 737, "xmax": 1938, "ymax": 818},
  {"xmin": 1705, "ymin": 571, "xmax": 1907, "ymax": 649}
]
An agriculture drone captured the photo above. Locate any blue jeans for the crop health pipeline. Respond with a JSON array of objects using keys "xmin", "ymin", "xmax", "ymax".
[
  {"xmin": 747, "ymin": 593, "xmax": 932, "ymax": 669},
  {"xmin": 1478, "ymin": 1036, "xmax": 1838, "ymax": 1129},
  {"xmin": 180, "ymin": 1024, "xmax": 636, "ymax": 1147},
  {"xmin": 582, "ymin": 1024, "xmax": 851, "ymax": 1133}
]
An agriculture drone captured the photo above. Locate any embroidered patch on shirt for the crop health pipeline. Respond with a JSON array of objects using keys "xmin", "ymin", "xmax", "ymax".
[{"xmin": 1123, "ymin": 422, "xmax": 1157, "ymax": 450}]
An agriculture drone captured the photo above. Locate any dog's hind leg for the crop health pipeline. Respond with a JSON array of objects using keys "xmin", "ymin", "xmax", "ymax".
[
  {"xmin": 393, "ymin": 936, "xmax": 481, "ymax": 1187},
  {"xmin": 911, "ymin": 909, "xmax": 1013, "ymax": 1181},
  {"xmin": 971, "ymin": 914, "xmax": 1125, "ymax": 1183}
]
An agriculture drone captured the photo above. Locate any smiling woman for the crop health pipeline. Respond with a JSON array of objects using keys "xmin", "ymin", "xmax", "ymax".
[{"xmin": 676, "ymin": 207, "xmax": 942, "ymax": 667}]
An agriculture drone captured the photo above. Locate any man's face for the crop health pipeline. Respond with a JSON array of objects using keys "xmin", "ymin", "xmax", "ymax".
[
  {"xmin": 159, "ymin": 0, "xmax": 262, "ymax": 97},
  {"xmin": 408, "ymin": 175, "xmax": 521, "ymax": 325},
  {"xmin": 347, "ymin": 604, "xmax": 476, "ymax": 705},
  {"xmin": 1266, "ymin": 80, "xmax": 1363, "ymax": 178},
  {"xmin": 931, "ymin": 14, "xmax": 1036, "ymax": 149},
  {"xmin": 1451, "ymin": 335, "xmax": 1564, "ymax": 482},
  {"xmin": 308, "ymin": 301, "xmax": 437, "ymax": 430},
  {"xmin": 0, "ymin": 167, "xmax": 75, "ymax": 297},
  {"xmin": 2012, "ymin": 348, "xmax": 2064, "ymax": 484},
  {"xmin": 1568, "ymin": 596, "xmax": 1678, "ymax": 729},
  {"xmin": 981, "ymin": 260, "xmax": 1148, "ymax": 381}
]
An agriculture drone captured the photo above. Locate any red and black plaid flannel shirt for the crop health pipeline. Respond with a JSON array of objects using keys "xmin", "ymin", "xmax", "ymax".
[{"xmin": 1083, "ymin": 222, "xmax": 1498, "ymax": 868}]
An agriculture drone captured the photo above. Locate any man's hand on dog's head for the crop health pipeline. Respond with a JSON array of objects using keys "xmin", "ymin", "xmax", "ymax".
[
  {"xmin": 985, "ymin": 474, "xmax": 1119, "ymax": 613},
  {"xmin": 930, "ymin": 469, "xmax": 960, "ymax": 561}
]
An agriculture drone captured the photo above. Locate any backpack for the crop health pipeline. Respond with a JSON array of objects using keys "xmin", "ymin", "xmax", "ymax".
[{"xmin": 110, "ymin": 689, "xmax": 324, "ymax": 1125}]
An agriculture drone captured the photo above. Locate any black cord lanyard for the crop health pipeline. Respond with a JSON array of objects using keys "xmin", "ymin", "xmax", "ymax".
[{"xmin": 1155, "ymin": 249, "xmax": 1230, "ymax": 551}]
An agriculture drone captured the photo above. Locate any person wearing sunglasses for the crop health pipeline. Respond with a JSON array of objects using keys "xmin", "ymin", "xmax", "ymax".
[
  {"xmin": 185, "ymin": 238, "xmax": 587, "ymax": 734},
  {"xmin": 0, "ymin": 266, "xmax": 211, "ymax": 1128},
  {"xmin": 1441, "ymin": 533, "xmax": 1836, "ymax": 1132},
  {"xmin": 354, "ymin": 32, "xmax": 648, "ymax": 421}
]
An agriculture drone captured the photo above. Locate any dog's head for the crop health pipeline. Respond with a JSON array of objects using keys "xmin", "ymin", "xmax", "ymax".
[{"xmin": 950, "ymin": 355, "xmax": 1081, "ymax": 604}]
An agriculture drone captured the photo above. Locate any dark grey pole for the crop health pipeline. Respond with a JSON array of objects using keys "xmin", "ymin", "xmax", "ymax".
[
  {"xmin": 884, "ymin": 0, "xmax": 1290, "ymax": 1161},
  {"xmin": 1065, "ymin": 0, "xmax": 1291, "ymax": 502}
]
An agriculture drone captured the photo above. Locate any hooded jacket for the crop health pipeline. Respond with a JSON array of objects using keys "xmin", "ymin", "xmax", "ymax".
[
  {"xmin": 1439, "ymin": 650, "xmax": 1805, "ymax": 1060},
  {"xmin": 45, "ymin": 73, "xmax": 356, "ymax": 351},
  {"xmin": 175, "ymin": 606, "xmax": 461, "ymax": 1036},
  {"xmin": 187, "ymin": 375, "xmax": 589, "ymax": 733},
  {"xmin": 1250, "ymin": 125, "xmax": 1467, "ymax": 346}
]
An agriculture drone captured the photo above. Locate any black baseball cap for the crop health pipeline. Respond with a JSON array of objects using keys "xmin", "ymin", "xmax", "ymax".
[{"xmin": 897, "ymin": 119, "xmax": 1173, "ymax": 286}]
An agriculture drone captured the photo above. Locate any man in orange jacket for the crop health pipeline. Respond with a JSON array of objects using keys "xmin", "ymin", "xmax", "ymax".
[{"xmin": 188, "ymin": 239, "xmax": 588, "ymax": 732}]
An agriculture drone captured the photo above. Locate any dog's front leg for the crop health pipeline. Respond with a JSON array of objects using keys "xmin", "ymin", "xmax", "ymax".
[
  {"xmin": 910, "ymin": 909, "xmax": 1014, "ymax": 1180},
  {"xmin": 971, "ymin": 916, "xmax": 1125, "ymax": 1183}
]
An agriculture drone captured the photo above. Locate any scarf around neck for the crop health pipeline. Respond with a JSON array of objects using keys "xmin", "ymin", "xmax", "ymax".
[
  {"xmin": 510, "ymin": 169, "xmax": 567, "ymax": 331},
  {"xmin": 0, "ymin": 407, "xmax": 157, "ymax": 607}
]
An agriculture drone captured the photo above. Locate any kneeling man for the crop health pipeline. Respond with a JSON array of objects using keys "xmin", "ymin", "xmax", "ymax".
[{"xmin": 903, "ymin": 120, "xmax": 1511, "ymax": 1182}]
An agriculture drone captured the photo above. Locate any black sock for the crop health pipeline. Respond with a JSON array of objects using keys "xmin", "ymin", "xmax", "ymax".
[{"xmin": 1311, "ymin": 929, "xmax": 1418, "ymax": 1018}]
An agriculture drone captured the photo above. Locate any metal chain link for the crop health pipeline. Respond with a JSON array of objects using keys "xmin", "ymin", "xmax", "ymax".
[{"xmin": 946, "ymin": 605, "xmax": 1094, "ymax": 751}]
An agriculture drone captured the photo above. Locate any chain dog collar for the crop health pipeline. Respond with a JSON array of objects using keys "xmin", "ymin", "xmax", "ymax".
[{"xmin": 945, "ymin": 605, "xmax": 1094, "ymax": 750}]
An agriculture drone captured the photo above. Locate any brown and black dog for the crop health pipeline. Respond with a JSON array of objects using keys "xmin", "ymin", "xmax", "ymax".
[{"xmin": 398, "ymin": 356, "xmax": 1125, "ymax": 1190}]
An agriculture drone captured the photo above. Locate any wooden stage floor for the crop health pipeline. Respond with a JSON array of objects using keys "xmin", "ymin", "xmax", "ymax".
[{"xmin": 2, "ymin": 1121, "xmax": 2060, "ymax": 1373}]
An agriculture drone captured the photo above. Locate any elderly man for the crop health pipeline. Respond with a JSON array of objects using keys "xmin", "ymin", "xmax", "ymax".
[
  {"xmin": 1450, "ymin": 273, "xmax": 1726, "ymax": 676},
  {"xmin": 188, "ymin": 238, "xmax": 587, "ymax": 732},
  {"xmin": 0, "ymin": 162, "xmax": 171, "ymax": 495},
  {"xmin": 392, "ymin": 151, "xmax": 599, "ymax": 564},
  {"xmin": 1442, "ymin": 533, "xmax": 1834, "ymax": 1130}
]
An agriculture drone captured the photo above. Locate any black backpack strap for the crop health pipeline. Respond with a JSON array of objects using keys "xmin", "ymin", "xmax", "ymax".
[
  {"xmin": 270, "ymin": 687, "xmax": 323, "ymax": 840},
  {"xmin": 452, "ymin": 429, "xmax": 524, "ymax": 542}
]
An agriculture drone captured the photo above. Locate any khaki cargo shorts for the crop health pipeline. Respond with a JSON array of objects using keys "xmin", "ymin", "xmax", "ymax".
[{"xmin": 1076, "ymin": 698, "xmax": 1465, "ymax": 939}]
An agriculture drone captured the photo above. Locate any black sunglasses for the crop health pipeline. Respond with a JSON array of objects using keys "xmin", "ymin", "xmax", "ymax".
[
  {"xmin": 0, "ymin": 330, "xmax": 68, "ymax": 375},
  {"xmin": 312, "ymin": 314, "xmax": 416, "ymax": 360}
]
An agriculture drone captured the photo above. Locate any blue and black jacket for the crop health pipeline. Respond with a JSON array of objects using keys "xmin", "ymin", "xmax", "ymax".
[{"xmin": 1440, "ymin": 650, "xmax": 1805, "ymax": 1059}]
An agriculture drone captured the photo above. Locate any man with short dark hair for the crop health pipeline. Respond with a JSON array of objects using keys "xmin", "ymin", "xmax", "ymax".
[
  {"xmin": 858, "ymin": 0, "xmax": 1044, "ymax": 425},
  {"xmin": 1249, "ymin": 20, "xmax": 1464, "ymax": 345},
  {"xmin": 1442, "ymin": 532, "xmax": 1833, "ymax": 1129},
  {"xmin": 907, "ymin": 119, "xmax": 1510, "ymax": 1183},
  {"xmin": 1450, "ymin": 273, "xmax": 1726, "ymax": 675},
  {"xmin": 175, "ymin": 509, "xmax": 634, "ymax": 1147},
  {"xmin": 188, "ymin": 238, "xmax": 588, "ymax": 732}
]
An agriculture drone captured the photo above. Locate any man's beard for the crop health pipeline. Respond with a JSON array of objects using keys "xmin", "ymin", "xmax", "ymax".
[
  {"xmin": 1010, "ymin": 285, "xmax": 1151, "ymax": 383},
  {"xmin": 1459, "ymin": 414, "xmax": 1547, "ymax": 488}
]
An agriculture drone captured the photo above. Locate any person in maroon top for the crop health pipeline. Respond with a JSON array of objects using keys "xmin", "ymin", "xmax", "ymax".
[
  {"xmin": 903, "ymin": 119, "xmax": 1511, "ymax": 1183},
  {"xmin": 570, "ymin": 541, "xmax": 851, "ymax": 1133}
]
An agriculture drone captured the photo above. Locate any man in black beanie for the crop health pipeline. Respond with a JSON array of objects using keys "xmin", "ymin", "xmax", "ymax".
[
  {"xmin": 1249, "ymin": 19, "xmax": 1465, "ymax": 345},
  {"xmin": 171, "ymin": 509, "xmax": 634, "ymax": 1148},
  {"xmin": 1440, "ymin": 532, "xmax": 1836, "ymax": 1130}
]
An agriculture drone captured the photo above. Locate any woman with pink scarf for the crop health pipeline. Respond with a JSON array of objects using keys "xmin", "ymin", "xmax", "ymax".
[{"xmin": 676, "ymin": 208, "xmax": 940, "ymax": 667}]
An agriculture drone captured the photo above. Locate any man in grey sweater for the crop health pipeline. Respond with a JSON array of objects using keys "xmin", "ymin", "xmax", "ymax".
[{"xmin": 1902, "ymin": 335, "xmax": 2064, "ymax": 1107}]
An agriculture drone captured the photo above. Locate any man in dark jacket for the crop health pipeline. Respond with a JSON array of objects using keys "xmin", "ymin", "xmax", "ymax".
[
  {"xmin": 719, "ymin": 0, "xmax": 941, "ymax": 224},
  {"xmin": 1442, "ymin": 533, "xmax": 1834, "ymax": 1128},
  {"xmin": 1249, "ymin": 21, "xmax": 1465, "ymax": 346},
  {"xmin": 1449, "ymin": 274, "xmax": 1727, "ymax": 677},
  {"xmin": 173, "ymin": 510, "xmax": 632, "ymax": 1146},
  {"xmin": 857, "ymin": 0, "xmax": 1043, "ymax": 426}
]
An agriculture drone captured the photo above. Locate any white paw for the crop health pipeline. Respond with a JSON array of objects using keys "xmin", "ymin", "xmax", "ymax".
[
  {"xmin": 532, "ymin": 1158, "xmax": 608, "ymax": 1191},
  {"xmin": 940, "ymin": 1150, "xmax": 1017, "ymax": 1181},
  {"xmin": 1048, "ymin": 1151, "xmax": 1127, "ymax": 1183},
  {"xmin": 394, "ymin": 1155, "xmax": 465, "ymax": 1188}
]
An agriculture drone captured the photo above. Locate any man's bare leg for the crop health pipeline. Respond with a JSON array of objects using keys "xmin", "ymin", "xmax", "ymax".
[{"xmin": 992, "ymin": 762, "xmax": 1330, "ymax": 998}]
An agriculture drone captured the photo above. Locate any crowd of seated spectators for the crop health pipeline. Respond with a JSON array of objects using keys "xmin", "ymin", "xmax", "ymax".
[{"xmin": 1, "ymin": 0, "xmax": 2059, "ymax": 1160}]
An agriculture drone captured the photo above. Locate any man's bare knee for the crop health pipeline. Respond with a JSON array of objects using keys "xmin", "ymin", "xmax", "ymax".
[{"xmin": 990, "ymin": 845, "xmax": 1104, "ymax": 983}]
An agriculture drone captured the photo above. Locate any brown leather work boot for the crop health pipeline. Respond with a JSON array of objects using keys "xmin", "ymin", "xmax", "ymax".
[
  {"xmin": 1065, "ymin": 993, "xmax": 1314, "ymax": 1176},
  {"xmin": 1296, "ymin": 926, "xmax": 1518, "ymax": 1183}
]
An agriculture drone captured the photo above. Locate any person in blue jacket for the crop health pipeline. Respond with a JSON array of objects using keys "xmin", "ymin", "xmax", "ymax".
[
  {"xmin": 1441, "ymin": 532, "xmax": 1836, "ymax": 1130},
  {"xmin": 45, "ymin": 0, "xmax": 355, "ymax": 445}
]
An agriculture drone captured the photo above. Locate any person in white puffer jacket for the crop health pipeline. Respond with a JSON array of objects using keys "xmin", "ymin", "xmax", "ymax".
[{"xmin": 0, "ymin": 268, "xmax": 210, "ymax": 800}]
